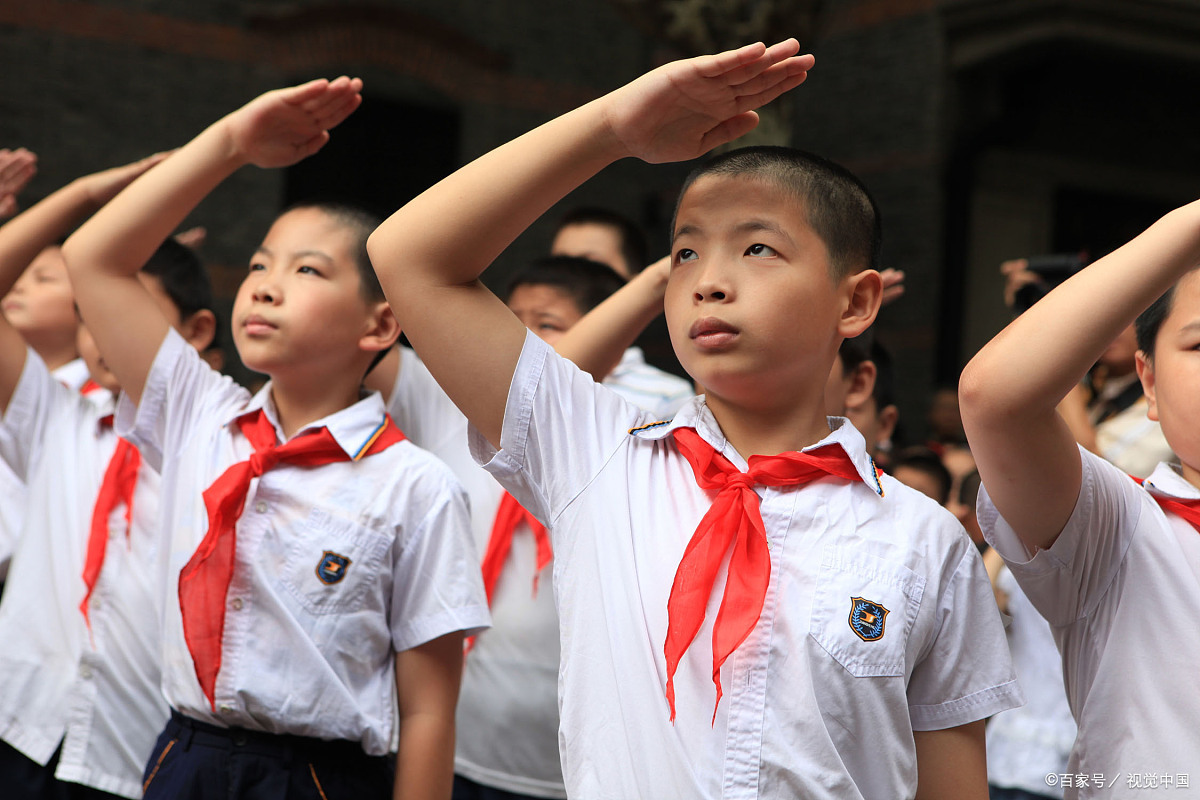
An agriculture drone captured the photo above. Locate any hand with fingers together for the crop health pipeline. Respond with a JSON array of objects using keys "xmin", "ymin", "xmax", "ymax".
[
  {"xmin": 600, "ymin": 40, "xmax": 814, "ymax": 164},
  {"xmin": 223, "ymin": 76, "xmax": 363, "ymax": 169},
  {"xmin": 0, "ymin": 147, "xmax": 38, "ymax": 219}
]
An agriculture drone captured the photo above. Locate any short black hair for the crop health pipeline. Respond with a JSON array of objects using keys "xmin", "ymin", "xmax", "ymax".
[
  {"xmin": 869, "ymin": 339, "xmax": 895, "ymax": 409},
  {"xmin": 675, "ymin": 146, "xmax": 881, "ymax": 279},
  {"xmin": 142, "ymin": 237, "xmax": 213, "ymax": 320},
  {"xmin": 1136, "ymin": 286, "xmax": 1176, "ymax": 360},
  {"xmin": 280, "ymin": 202, "xmax": 384, "ymax": 302},
  {"xmin": 838, "ymin": 327, "xmax": 875, "ymax": 374},
  {"xmin": 555, "ymin": 206, "xmax": 649, "ymax": 275},
  {"xmin": 890, "ymin": 445, "xmax": 953, "ymax": 506},
  {"xmin": 505, "ymin": 255, "xmax": 626, "ymax": 316}
]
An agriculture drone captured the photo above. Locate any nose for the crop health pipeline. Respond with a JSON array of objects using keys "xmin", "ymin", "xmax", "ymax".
[
  {"xmin": 249, "ymin": 271, "xmax": 281, "ymax": 304},
  {"xmin": 692, "ymin": 258, "xmax": 731, "ymax": 303}
]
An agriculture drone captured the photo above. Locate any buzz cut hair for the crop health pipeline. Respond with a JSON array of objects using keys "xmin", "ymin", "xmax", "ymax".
[
  {"xmin": 280, "ymin": 201, "xmax": 385, "ymax": 303},
  {"xmin": 674, "ymin": 146, "xmax": 882, "ymax": 279}
]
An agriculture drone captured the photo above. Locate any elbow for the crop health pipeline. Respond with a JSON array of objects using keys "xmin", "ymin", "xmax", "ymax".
[{"xmin": 957, "ymin": 357, "xmax": 999, "ymax": 436}]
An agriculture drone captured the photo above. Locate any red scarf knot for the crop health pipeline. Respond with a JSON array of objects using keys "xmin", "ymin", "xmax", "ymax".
[
  {"xmin": 665, "ymin": 426, "xmax": 865, "ymax": 724},
  {"xmin": 179, "ymin": 409, "xmax": 405, "ymax": 709}
]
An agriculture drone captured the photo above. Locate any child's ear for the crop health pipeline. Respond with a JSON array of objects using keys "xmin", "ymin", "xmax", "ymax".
[
  {"xmin": 360, "ymin": 301, "xmax": 401, "ymax": 354},
  {"xmin": 843, "ymin": 359, "xmax": 877, "ymax": 411},
  {"xmin": 1135, "ymin": 350, "xmax": 1158, "ymax": 421},
  {"xmin": 180, "ymin": 309, "xmax": 217, "ymax": 353},
  {"xmin": 838, "ymin": 269, "xmax": 883, "ymax": 339}
]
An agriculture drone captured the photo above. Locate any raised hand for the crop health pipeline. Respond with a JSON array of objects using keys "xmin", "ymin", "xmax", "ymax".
[
  {"xmin": 224, "ymin": 76, "xmax": 363, "ymax": 169},
  {"xmin": 600, "ymin": 41, "xmax": 814, "ymax": 164},
  {"xmin": 0, "ymin": 147, "xmax": 38, "ymax": 219}
]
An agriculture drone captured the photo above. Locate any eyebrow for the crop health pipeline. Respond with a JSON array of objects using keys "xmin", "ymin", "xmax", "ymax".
[
  {"xmin": 252, "ymin": 246, "xmax": 335, "ymax": 265},
  {"xmin": 672, "ymin": 219, "xmax": 795, "ymax": 245}
]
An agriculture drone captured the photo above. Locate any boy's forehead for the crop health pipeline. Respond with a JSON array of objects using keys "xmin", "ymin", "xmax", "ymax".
[{"xmin": 673, "ymin": 174, "xmax": 809, "ymax": 237}]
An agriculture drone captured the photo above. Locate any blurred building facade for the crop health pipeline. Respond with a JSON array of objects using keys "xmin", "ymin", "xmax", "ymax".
[{"xmin": 3, "ymin": 0, "xmax": 1199, "ymax": 437}]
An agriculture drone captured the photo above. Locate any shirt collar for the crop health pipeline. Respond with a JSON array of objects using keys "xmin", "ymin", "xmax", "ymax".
[
  {"xmin": 1142, "ymin": 462, "xmax": 1200, "ymax": 501},
  {"xmin": 629, "ymin": 396, "xmax": 883, "ymax": 495},
  {"xmin": 223, "ymin": 381, "xmax": 390, "ymax": 458}
]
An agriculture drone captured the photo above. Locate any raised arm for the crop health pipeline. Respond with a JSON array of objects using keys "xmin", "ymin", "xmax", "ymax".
[
  {"xmin": 555, "ymin": 254, "xmax": 671, "ymax": 380},
  {"xmin": 0, "ymin": 154, "xmax": 164, "ymax": 410},
  {"xmin": 368, "ymin": 41, "xmax": 813, "ymax": 447},
  {"xmin": 960, "ymin": 200, "xmax": 1200, "ymax": 551},
  {"xmin": 62, "ymin": 78, "xmax": 361, "ymax": 405}
]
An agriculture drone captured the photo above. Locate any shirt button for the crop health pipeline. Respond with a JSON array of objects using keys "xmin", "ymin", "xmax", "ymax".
[
  {"xmin": 254, "ymin": 501, "xmax": 268, "ymax": 513},
  {"xmin": 79, "ymin": 665, "xmax": 93, "ymax": 680},
  {"xmin": 91, "ymin": 597, "xmax": 102, "ymax": 610},
  {"xmin": 218, "ymin": 703, "xmax": 234, "ymax": 714},
  {"xmin": 230, "ymin": 597, "xmax": 244, "ymax": 611}
]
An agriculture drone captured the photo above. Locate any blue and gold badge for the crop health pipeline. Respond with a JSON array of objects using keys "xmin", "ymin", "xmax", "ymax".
[
  {"xmin": 315, "ymin": 551, "xmax": 352, "ymax": 585},
  {"xmin": 848, "ymin": 596, "xmax": 889, "ymax": 642}
]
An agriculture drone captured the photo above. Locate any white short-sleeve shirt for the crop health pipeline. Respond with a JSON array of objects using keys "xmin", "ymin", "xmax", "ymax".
[
  {"xmin": 980, "ymin": 447, "xmax": 1200, "ymax": 793},
  {"xmin": 469, "ymin": 332, "xmax": 1021, "ymax": 800},
  {"xmin": 984, "ymin": 566, "xmax": 1076, "ymax": 798},
  {"xmin": 0, "ymin": 351, "xmax": 166, "ymax": 799},
  {"xmin": 117, "ymin": 330, "xmax": 489, "ymax": 755},
  {"xmin": 389, "ymin": 348, "xmax": 565, "ymax": 797},
  {"xmin": 0, "ymin": 358, "xmax": 93, "ymax": 582}
]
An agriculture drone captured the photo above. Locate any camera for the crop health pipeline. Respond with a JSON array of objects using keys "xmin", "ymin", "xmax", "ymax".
[{"xmin": 1013, "ymin": 252, "xmax": 1088, "ymax": 313}]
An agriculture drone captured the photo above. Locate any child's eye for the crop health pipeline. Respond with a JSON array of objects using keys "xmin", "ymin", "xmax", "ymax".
[
  {"xmin": 674, "ymin": 248, "xmax": 697, "ymax": 264},
  {"xmin": 248, "ymin": 262, "xmax": 266, "ymax": 272},
  {"xmin": 745, "ymin": 243, "xmax": 777, "ymax": 257},
  {"xmin": 537, "ymin": 323, "xmax": 564, "ymax": 333},
  {"xmin": 298, "ymin": 265, "xmax": 322, "ymax": 276}
]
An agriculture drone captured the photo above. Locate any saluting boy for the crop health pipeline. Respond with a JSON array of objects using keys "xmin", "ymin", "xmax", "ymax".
[
  {"xmin": 368, "ymin": 41, "xmax": 1020, "ymax": 799},
  {"xmin": 62, "ymin": 78, "xmax": 488, "ymax": 799}
]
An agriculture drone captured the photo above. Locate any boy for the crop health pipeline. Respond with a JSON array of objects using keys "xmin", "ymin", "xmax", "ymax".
[
  {"xmin": 62, "ymin": 78, "xmax": 488, "ymax": 799},
  {"xmin": 0, "ymin": 156, "xmax": 208, "ymax": 798},
  {"xmin": 369, "ymin": 41, "xmax": 1019, "ymax": 798},
  {"xmin": 961, "ymin": 201, "xmax": 1200, "ymax": 787}
]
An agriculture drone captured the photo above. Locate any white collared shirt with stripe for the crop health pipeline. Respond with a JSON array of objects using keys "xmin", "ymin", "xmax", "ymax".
[
  {"xmin": 981, "ymin": 449, "xmax": 1200, "ymax": 795},
  {"xmin": 469, "ymin": 331, "xmax": 1021, "ymax": 800},
  {"xmin": 118, "ymin": 329, "xmax": 489, "ymax": 755},
  {"xmin": 0, "ymin": 349, "xmax": 165, "ymax": 799}
]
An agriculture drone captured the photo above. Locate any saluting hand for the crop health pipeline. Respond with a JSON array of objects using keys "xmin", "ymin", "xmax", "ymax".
[
  {"xmin": 224, "ymin": 76, "xmax": 363, "ymax": 169},
  {"xmin": 599, "ymin": 41, "xmax": 815, "ymax": 165}
]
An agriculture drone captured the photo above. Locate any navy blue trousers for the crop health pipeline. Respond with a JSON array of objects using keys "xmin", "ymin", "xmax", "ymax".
[
  {"xmin": 140, "ymin": 711, "xmax": 392, "ymax": 800},
  {"xmin": 0, "ymin": 739, "xmax": 125, "ymax": 800}
]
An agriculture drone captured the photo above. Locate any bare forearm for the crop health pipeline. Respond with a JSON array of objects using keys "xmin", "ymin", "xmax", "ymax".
[
  {"xmin": 963, "ymin": 201, "xmax": 1200, "ymax": 422},
  {"xmin": 556, "ymin": 257, "xmax": 669, "ymax": 378},
  {"xmin": 369, "ymin": 99, "xmax": 623, "ymax": 298},
  {"xmin": 393, "ymin": 712, "xmax": 455, "ymax": 800},
  {"xmin": 0, "ymin": 179, "xmax": 96, "ymax": 291},
  {"xmin": 63, "ymin": 122, "xmax": 241, "ymax": 284}
]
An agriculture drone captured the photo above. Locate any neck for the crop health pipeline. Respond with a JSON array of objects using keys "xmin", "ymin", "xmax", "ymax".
[
  {"xmin": 267, "ymin": 373, "xmax": 364, "ymax": 440},
  {"xmin": 1182, "ymin": 461, "xmax": 1200, "ymax": 493},
  {"xmin": 705, "ymin": 392, "xmax": 832, "ymax": 460},
  {"xmin": 33, "ymin": 340, "xmax": 78, "ymax": 372}
]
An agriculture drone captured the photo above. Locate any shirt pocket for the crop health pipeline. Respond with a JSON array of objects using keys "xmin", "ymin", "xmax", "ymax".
[
  {"xmin": 808, "ymin": 545, "xmax": 925, "ymax": 677},
  {"xmin": 278, "ymin": 508, "xmax": 393, "ymax": 615}
]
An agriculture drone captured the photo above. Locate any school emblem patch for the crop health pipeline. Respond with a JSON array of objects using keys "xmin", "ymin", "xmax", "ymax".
[
  {"xmin": 315, "ymin": 551, "xmax": 352, "ymax": 585},
  {"xmin": 848, "ymin": 596, "xmax": 889, "ymax": 642}
]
